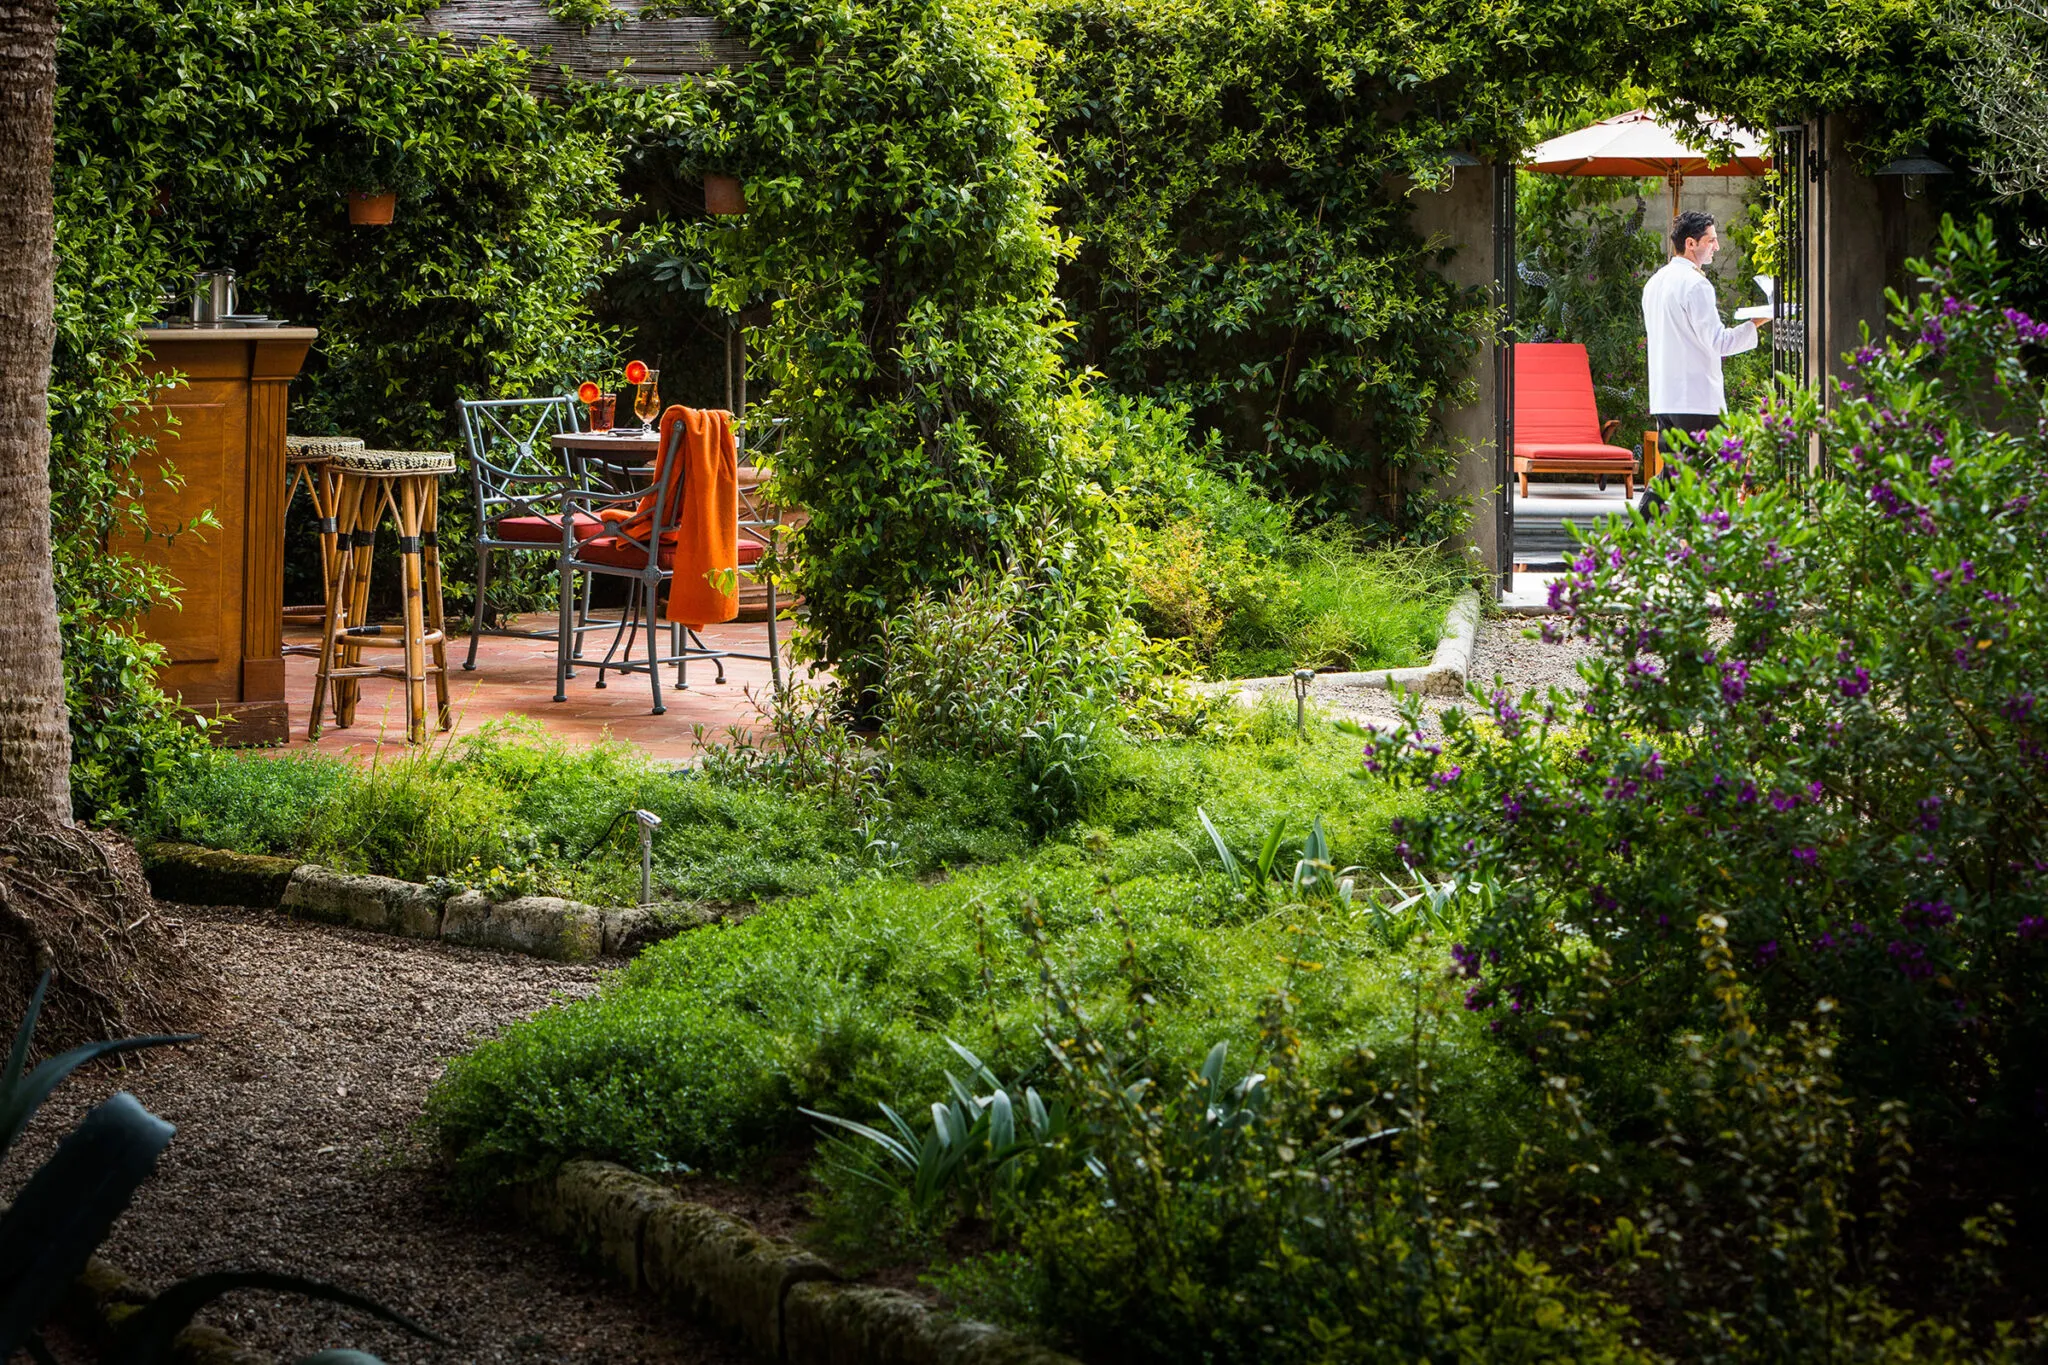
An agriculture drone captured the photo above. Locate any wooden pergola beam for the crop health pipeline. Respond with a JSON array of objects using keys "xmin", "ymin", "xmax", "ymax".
[{"xmin": 422, "ymin": 0, "xmax": 756, "ymax": 86}]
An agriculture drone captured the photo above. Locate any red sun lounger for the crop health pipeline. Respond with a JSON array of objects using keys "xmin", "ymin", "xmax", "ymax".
[{"xmin": 1513, "ymin": 342, "xmax": 1637, "ymax": 498}]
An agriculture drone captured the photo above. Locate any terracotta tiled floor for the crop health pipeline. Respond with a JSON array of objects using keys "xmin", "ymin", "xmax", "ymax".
[{"xmin": 274, "ymin": 612, "xmax": 797, "ymax": 764}]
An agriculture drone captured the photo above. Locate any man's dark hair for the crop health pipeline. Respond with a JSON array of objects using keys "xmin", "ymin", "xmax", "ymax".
[{"xmin": 1672, "ymin": 209, "xmax": 1717, "ymax": 252}]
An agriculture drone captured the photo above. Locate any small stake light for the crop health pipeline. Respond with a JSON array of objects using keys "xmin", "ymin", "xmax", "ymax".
[
  {"xmin": 633, "ymin": 809, "xmax": 663, "ymax": 906},
  {"xmin": 1292, "ymin": 668, "xmax": 1316, "ymax": 734}
]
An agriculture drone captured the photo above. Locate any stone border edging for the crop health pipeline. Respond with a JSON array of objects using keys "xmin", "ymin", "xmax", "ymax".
[
  {"xmin": 67, "ymin": 1255, "xmax": 263, "ymax": 1364},
  {"xmin": 521, "ymin": 1159, "xmax": 1078, "ymax": 1365},
  {"xmin": 1210, "ymin": 586, "xmax": 1484, "ymax": 702},
  {"xmin": 140, "ymin": 842, "xmax": 691, "ymax": 962}
]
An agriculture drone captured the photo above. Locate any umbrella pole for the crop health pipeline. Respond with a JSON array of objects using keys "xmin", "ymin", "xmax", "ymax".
[{"xmin": 1669, "ymin": 171, "xmax": 1683, "ymax": 224}]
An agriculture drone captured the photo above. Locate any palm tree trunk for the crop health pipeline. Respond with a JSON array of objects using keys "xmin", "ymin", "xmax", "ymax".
[{"xmin": 0, "ymin": 0, "xmax": 74, "ymax": 819}]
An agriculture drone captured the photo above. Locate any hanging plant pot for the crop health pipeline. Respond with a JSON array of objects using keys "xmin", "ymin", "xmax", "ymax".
[
  {"xmin": 348, "ymin": 190, "xmax": 397, "ymax": 226},
  {"xmin": 704, "ymin": 175, "xmax": 746, "ymax": 217}
]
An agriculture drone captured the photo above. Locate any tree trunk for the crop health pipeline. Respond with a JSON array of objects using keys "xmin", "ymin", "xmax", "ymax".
[{"xmin": 0, "ymin": 0, "xmax": 73, "ymax": 819}]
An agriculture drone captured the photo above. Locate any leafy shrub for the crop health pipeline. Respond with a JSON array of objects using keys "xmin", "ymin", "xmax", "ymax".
[{"xmin": 1374, "ymin": 219, "xmax": 2048, "ymax": 1131}]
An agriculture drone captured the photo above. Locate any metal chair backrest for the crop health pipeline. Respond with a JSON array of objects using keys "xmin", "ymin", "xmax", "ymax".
[
  {"xmin": 456, "ymin": 395, "xmax": 581, "ymax": 526},
  {"xmin": 578, "ymin": 416, "xmax": 690, "ymax": 564}
]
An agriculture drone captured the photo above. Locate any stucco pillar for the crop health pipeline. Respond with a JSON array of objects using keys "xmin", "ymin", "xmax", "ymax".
[{"xmin": 1409, "ymin": 165, "xmax": 1505, "ymax": 590}]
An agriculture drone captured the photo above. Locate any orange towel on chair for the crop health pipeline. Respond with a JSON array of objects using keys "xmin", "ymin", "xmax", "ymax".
[{"xmin": 603, "ymin": 404, "xmax": 741, "ymax": 629}]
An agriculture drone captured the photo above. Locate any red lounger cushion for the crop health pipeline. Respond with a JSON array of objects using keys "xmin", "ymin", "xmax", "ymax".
[
  {"xmin": 1513, "ymin": 441, "xmax": 1636, "ymax": 462},
  {"xmin": 1514, "ymin": 342, "xmax": 1636, "ymax": 462},
  {"xmin": 494, "ymin": 513, "xmax": 604, "ymax": 543},
  {"xmin": 577, "ymin": 535, "xmax": 765, "ymax": 571}
]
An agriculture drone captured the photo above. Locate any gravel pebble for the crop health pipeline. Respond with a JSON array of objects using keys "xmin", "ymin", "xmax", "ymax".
[
  {"xmin": 1312, "ymin": 615, "xmax": 1596, "ymax": 733},
  {"xmin": 3, "ymin": 906, "xmax": 744, "ymax": 1365}
]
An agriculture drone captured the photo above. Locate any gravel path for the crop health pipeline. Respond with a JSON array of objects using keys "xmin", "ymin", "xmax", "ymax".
[
  {"xmin": 1314, "ymin": 614, "xmax": 1597, "ymax": 733},
  {"xmin": 4, "ymin": 907, "xmax": 745, "ymax": 1365}
]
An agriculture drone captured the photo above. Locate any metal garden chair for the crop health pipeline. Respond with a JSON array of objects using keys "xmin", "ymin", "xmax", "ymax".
[
  {"xmin": 455, "ymin": 395, "xmax": 612, "ymax": 698},
  {"xmin": 555, "ymin": 414, "xmax": 783, "ymax": 715}
]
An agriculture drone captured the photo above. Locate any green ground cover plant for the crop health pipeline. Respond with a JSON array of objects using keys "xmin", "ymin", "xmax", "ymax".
[
  {"xmin": 407, "ymin": 711, "xmax": 1444, "ymax": 1176},
  {"xmin": 1087, "ymin": 396, "xmax": 1467, "ymax": 677}
]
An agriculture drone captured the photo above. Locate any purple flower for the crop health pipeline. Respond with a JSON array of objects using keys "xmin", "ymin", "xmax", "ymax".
[
  {"xmin": 1919, "ymin": 796, "xmax": 1942, "ymax": 833},
  {"xmin": 1921, "ymin": 320, "xmax": 1949, "ymax": 353},
  {"xmin": 2003, "ymin": 692, "xmax": 2036, "ymax": 723},
  {"xmin": 1501, "ymin": 795, "xmax": 1523, "ymax": 821},
  {"xmin": 1756, "ymin": 939, "xmax": 1781, "ymax": 966},
  {"xmin": 1642, "ymin": 751, "xmax": 1666, "ymax": 782},
  {"xmin": 1738, "ymin": 781, "xmax": 1758, "ymax": 806},
  {"xmin": 1905, "ymin": 899, "xmax": 1956, "ymax": 930},
  {"xmin": 2019, "ymin": 916, "xmax": 2048, "ymax": 943},
  {"xmin": 1429, "ymin": 765, "xmax": 1463, "ymax": 791},
  {"xmin": 1814, "ymin": 931, "xmax": 1839, "ymax": 951},
  {"xmin": 1450, "ymin": 943, "xmax": 1481, "ymax": 978},
  {"xmin": 1930, "ymin": 454, "xmax": 1954, "ymax": 481},
  {"xmin": 1720, "ymin": 658, "xmax": 1750, "ymax": 705},
  {"xmin": 1702, "ymin": 508, "xmax": 1731, "ymax": 532},
  {"xmin": 1717, "ymin": 436, "xmax": 1747, "ymax": 467},
  {"xmin": 1792, "ymin": 846, "xmax": 1820, "ymax": 866},
  {"xmin": 1851, "ymin": 344, "xmax": 1880, "ymax": 368},
  {"xmin": 1463, "ymin": 984, "xmax": 1487, "ymax": 1011},
  {"xmin": 1838, "ymin": 666, "xmax": 1871, "ymax": 698},
  {"xmin": 1887, "ymin": 939, "xmax": 1937, "ymax": 981},
  {"xmin": 1771, "ymin": 788, "xmax": 1801, "ymax": 813},
  {"xmin": 1546, "ymin": 579, "xmax": 1567, "ymax": 611},
  {"xmin": 2003, "ymin": 308, "xmax": 2048, "ymax": 344}
]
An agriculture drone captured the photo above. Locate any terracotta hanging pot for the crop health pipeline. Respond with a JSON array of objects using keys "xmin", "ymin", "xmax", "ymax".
[
  {"xmin": 348, "ymin": 190, "xmax": 397, "ymax": 226},
  {"xmin": 704, "ymin": 175, "xmax": 746, "ymax": 216}
]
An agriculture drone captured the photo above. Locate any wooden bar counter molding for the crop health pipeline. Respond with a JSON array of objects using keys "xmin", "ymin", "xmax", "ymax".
[{"xmin": 124, "ymin": 326, "xmax": 318, "ymax": 745}]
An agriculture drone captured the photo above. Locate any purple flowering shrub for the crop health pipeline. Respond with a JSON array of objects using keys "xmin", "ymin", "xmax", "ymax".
[{"xmin": 1376, "ymin": 220, "xmax": 2047, "ymax": 1126}]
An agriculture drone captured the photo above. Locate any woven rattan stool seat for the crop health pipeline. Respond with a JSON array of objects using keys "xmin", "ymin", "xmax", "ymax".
[
  {"xmin": 286, "ymin": 434, "xmax": 365, "ymax": 464},
  {"xmin": 331, "ymin": 448, "xmax": 457, "ymax": 475}
]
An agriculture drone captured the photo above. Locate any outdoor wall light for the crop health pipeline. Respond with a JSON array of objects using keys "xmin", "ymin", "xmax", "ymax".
[
  {"xmin": 1873, "ymin": 155, "xmax": 1952, "ymax": 200},
  {"xmin": 1436, "ymin": 150, "xmax": 1482, "ymax": 192}
]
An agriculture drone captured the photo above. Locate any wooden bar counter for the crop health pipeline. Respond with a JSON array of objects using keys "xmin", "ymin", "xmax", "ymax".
[{"xmin": 126, "ymin": 325, "xmax": 318, "ymax": 745}]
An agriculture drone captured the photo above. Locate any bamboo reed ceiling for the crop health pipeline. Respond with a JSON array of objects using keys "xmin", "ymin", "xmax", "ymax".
[{"xmin": 422, "ymin": 0, "xmax": 755, "ymax": 86}]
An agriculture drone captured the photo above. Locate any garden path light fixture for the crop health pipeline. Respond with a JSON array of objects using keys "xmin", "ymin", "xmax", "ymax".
[
  {"xmin": 1873, "ymin": 155, "xmax": 1952, "ymax": 200},
  {"xmin": 634, "ymin": 809, "xmax": 662, "ymax": 906},
  {"xmin": 1293, "ymin": 668, "xmax": 1316, "ymax": 734}
]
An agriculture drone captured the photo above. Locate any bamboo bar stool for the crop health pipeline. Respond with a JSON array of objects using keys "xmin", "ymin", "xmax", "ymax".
[
  {"xmin": 282, "ymin": 435, "xmax": 363, "ymax": 656},
  {"xmin": 308, "ymin": 449, "xmax": 456, "ymax": 745}
]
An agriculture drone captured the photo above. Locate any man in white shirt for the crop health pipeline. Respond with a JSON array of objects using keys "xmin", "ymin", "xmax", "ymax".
[{"xmin": 1642, "ymin": 210, "xmax": 1764, "ymax": 450}]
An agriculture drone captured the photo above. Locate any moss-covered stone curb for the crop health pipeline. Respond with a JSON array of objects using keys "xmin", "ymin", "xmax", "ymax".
[
  {"xmin": 65, "ymin": 1256, "xmax": 266, "ymax": 1364},
  {"xmin": 526, "ymin": 1160, "xmax": 1079, "ymax": 1365},
  {"xmin": 140, "ymin": 841, "xmax": 299, "ymax": 909},
  {"xmin": 141, "ymin": 843, "xmax": 689, "ymax": 962}
]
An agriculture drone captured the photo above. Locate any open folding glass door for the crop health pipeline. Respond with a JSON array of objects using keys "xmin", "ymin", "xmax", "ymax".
[
  {"xmin": 1493, "ymin": 162, "xmax": 1517, "ymax": 599},
  {"xmin": 1769, "ymin": 117, "xmax": 1828, "ymax": 489}
]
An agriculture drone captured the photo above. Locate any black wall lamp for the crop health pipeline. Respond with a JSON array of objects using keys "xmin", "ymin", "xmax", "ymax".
[{"xmin": 1873, "ymin": 154, "xmax": 1952, "ymax": 200}]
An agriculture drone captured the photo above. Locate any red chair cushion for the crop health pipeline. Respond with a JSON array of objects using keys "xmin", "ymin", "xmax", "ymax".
[
  {"xmin": 1515, "ymin": 343, "xmax": 1611, "ymax": 446},
  {"xmin": 495, "ymin": 513, "xmax": 604, "ymax": 543},
  {"xmin": 1514, "ymin": 442, "xmax": 1637, "ymax": 463},
  {"xmin": 576, "ymin": 535, "xmax": 765, "ymax": 571}
]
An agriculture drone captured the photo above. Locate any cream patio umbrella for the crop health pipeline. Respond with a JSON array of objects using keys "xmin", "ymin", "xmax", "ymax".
[{"xmin": 1524, "ymin": 108, "xmax": 1770, "ymax": 221}]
